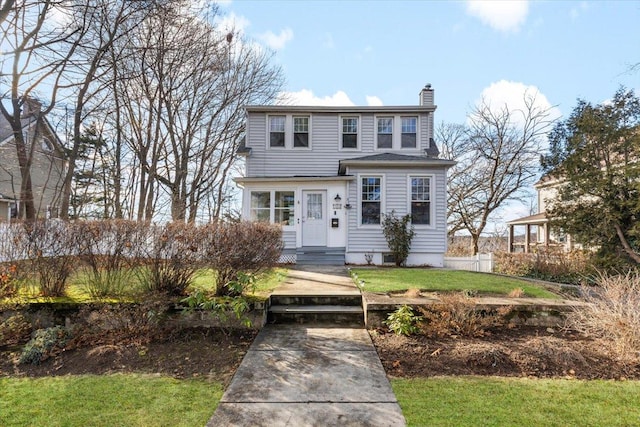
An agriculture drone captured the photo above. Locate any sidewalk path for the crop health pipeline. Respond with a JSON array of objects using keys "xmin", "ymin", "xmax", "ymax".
[{"xmin": 207, "ymin": 267, "xmax": 405, "ymax": 427}]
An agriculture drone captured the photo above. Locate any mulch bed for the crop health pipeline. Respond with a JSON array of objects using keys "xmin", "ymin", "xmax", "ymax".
[{"xmin": 371, "ymin": 325, "xmax": 640, "ymax": 380}]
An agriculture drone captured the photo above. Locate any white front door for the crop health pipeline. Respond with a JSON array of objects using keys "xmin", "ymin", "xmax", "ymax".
[{"xmin": 302, "ymin": 190, "xmax": 327, "ymax": 246}]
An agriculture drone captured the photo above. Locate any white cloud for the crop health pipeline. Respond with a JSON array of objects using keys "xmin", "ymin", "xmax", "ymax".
[
  {"xmin": 213, "ymin": 11, "xmax": 250, "ymax": 34},
  {"xmin": 473, "ymin": 80, "xmax": 561, "ymax": 126},
  {"xmin": 258, "ymin": 28, "xmax": 294, "ymax": 51},
  {"xmin": 276, "ymin": 89, "xmax": 355, "ymax": 106},
  {"xmin": 466, "ymin": 0, "xmax": 529, "ymax": 33},
  {"xmin": 366, "ymin": 96, "xmax": 383, "ymax": 106}
]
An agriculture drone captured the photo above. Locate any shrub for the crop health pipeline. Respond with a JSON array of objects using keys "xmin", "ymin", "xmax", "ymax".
[
  {"xmin": 201, "ymin": 221, "xmax": 283, "ymax": 296},
  {"xmin": 75, "ymin": 220, "xmax": 144, "ymax": 298},
  {"xmin": 181, "ymin": 291, "xmax": 252, "ymax": 327},
  {"xmin": 495, "ymin": 249, "xmax": 593, "ymax": 285},
  {"xmin": 566, "ymin": 272, "xmax": 640, "ymax": 362},
  {"xmin": 135, "ymin": 222, "xmax": 201, "ymax": 296},
  {"xmin": 19, "ymin": 326, "xmax": 71, "ymax": 365},
  {"xmin": 419, "ymin": 293, "xmax": 512, "ymax": 338},
  {"xmin": 384, "ymin": 305, "xmax": 422, "ymax": 336},
  {"xmin": 0, "ymin": 314, "xmax": 32, "ymax": 346},
  {"xmin": 381, "ymin": 211, "xmax": 415, "ymax": 267},
  {"xmin": 0, "ymin": 264, "xmax": 19, "ymax": 298},
  {"xmin": 22, "ymin": 220, "xmax": 78, "ymax": 297}
]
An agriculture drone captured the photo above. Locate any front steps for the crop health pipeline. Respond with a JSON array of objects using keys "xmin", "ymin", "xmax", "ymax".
[
  {"xmin": 268, "ymin": 293, "xmax": 364, "ymax": 327},
  {"xmin": 295, "ymin": 246, "xmax": 345, "ymax": 265}
]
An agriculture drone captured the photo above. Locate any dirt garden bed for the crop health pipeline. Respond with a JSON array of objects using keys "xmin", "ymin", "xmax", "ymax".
[{"xmin": 371, "ymin": 325, "xmax": 640, "ymax": 380}]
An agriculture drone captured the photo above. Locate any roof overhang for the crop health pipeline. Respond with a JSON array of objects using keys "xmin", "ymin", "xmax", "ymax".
[
  {"xmin": 507, "ymin": 212, "xmax": 549, "ymax": 226},
  {"xmin": 234, "ymin": 175, "xmax": 356, "ymax": 187},
  {"xmin": 245, "ymin": 105, "xmax": 437, "ymax": 114},
  {"xmin": 339, "ymin": 158, "xmax": 456, "ymax": 174}
]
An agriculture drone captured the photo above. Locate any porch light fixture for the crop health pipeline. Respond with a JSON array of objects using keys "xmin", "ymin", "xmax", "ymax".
[{"xmin": 334, "ymin": 194, "xmax": 342, "ymax": 202}]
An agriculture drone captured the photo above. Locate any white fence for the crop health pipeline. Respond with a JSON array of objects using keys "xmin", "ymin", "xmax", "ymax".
[{"xmin": 444, "ymin": 253, "xmax": 494, "ymax": 273}]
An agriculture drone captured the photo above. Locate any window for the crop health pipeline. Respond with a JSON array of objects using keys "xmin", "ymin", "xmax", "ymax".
[
  {"xmin": 401, "ymin": 117, "xmax": 417, "ymax": 148},
  {"xmin": 377, "ymin": 117, "xmax": 393, "ymax": 149},
  {"xmin": 293, "ymin": 116, "xmax": 309, "ymax": 148},
  {"xmin": 41, "ymin": 138, "xmax": 53, "ymax": 152},
  {"xmin": 275, "ymin": 191, "xmax": 295, "ymax": 226},
  {"xmin": 269, "ymin": 116, "xmax": 285, "ymax": 147},
  {"xmin": 341, "ymin": 117, "xmax": 358, "ymax": 149},
  {"xmin": 410, "ymin": 176, "xmax": 431, "ymax": 225},
  {"xmin": 250, "ymin": 191, "xmax": 271, "ymax": 222},
  {"xmin": 361, "ymin": 176, "xmax": 381, "ymax": 225}
]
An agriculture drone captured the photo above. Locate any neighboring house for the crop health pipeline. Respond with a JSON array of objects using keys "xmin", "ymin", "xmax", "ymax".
[
  {"xmin": 0, "ymin": 101, "xmax": 66, "ymax": 221},
  {"xmin": 506, "ymin": 174, "xmax": 575, "ymax": 253},
  {"xmin": 235, "ymin": 85, "xmax": 455, "ymax": 266}
]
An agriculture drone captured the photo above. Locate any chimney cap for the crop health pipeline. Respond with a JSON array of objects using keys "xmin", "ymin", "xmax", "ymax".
[{"xmin": 423, "ymin": 83, "xmax": 432, "ymax": 90}]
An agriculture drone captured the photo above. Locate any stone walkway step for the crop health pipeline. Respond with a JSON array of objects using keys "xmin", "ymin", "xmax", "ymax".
[
  {"xmin": 207, "ymin": 325, "xmax": 405, "ymax": 427},
  {"xmin": 269, "ymin": 305, "xmax": 364, "ymax": 314}
]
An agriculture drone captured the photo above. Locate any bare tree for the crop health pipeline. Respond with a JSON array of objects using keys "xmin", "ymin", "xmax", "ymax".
[
  {"xmin": 111, "ymin": 3, "xmax": 283, "ymax": 222},
  {"xmin": 443, "ymin": 93, "xmax": 555, "ymax": 254},
  {"xmin": 0, "ymin": 0, "xmax": 87, "ymax": 220}
]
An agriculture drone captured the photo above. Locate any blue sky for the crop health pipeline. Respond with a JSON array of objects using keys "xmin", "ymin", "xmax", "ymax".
[
  {"xmin": 217, "ymin": 0, "xmax": 639, "ymax": 124},
  {"xmin": 215, "ymin": 0, "xmax": 639, "ymax": 225}
]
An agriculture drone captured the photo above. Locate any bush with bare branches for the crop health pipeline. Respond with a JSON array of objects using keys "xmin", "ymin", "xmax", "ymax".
[
  {"xmin": 419, "ymin": 293, "xmax": 513, "ymax": 337},
  {"xmin": 201, "ymin": 221, "xmax": 283, "ymax": 296},
  {"xmin": 75, "ymin": 220, "xmax": 145, "ymax": 298},
  {"xmin": 22, "ymin": 220, "xmax": 78, "ymax": 297},
  {"xmin": 495, "ymin": 249, "xmax": 593, "ymax": 285},
  {"xmin": 134, "ymin": 222, "xmax": 201, "ymax": 296},
  {"xmin": 566, "ymin": 272, "xmax": 640, "ymax": 362}
]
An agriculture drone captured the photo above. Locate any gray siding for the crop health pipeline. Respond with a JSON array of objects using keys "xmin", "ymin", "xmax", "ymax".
[
  {"xmin": 346, "ymin": 167, "xmax": 447, "ymax": 254},
  {"xmin": 282, "ymin": 229, "xmax": 296, "ymax": 250},
  {"xmin": 245, "ymin": 111, "xmax": 433, "ymax": 177},
  {"xmin": 0, "ymin": 128, "xmax": 65, "ymax": 219}
]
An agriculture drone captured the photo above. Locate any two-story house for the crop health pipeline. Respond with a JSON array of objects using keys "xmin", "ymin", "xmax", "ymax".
[
  {"xmin": 0, "ymin": 101, "xmax": 66, "ymax": 221},
  {"xmin": 235, "ymin": 85, "xmax": 455, "ymax": 266},
  {"xmin": 506, "ymin": 174, "xmax": 576, "ymax": 253}
]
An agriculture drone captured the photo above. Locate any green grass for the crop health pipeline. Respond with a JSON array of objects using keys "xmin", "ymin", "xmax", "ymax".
[
  {"xmin": 392, "ymin": 377, "xmax": 640, "ymax": 427},
  {"xmin": 1, "ymin": 267, "xmax": 288, "ymax": 305},
  {"xmin": 351, "ymin": 268, "xmax": 558, "ymax": 298},
  {"xmin": 0, "ymin": 374, "xmax": 222, "ymax": 427}
]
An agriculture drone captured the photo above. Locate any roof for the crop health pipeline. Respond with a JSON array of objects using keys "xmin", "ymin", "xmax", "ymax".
[
  {"xmin": 0, "ymin": 111, "xmax": 64, "ymax": 155},
  {"xmin": 245, "ymin": 104, "xmax": 437, "ymax": 114},
  {"xmin": 0, "ymin": 192, "xmax": 15, "ymax": 202},
  {"xmin": 338, "ymin": 152, "xmax": 456, "ymax": 174},
  {"xmin": 235, "ymin": 175, "xmax": 355, "ymax": 185},
  {"xmin": 236, "ymin": 136, "xmax": 251, "ymax": 156},
  {"xmin": 506, "ymin": 212, "xmax": 549, "ymax": 226}
]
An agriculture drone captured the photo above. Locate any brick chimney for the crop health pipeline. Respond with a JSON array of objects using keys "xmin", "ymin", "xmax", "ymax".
[{"xmin": 419, "ymin": 84, "xmax": 434, "ymax": 107}]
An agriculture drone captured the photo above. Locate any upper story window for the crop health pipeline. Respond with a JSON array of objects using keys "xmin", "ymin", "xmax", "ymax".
[
  {"xmin": 410, "ymin": 176, "xmax": 431, "ymax": 225},
  {"xmin": 377, "ymin": 117, "xmax": 393, "ymax": 149},
  {"xmin": 361, "ymin": 176, "xmax": 382, "ymax": 225},
  {"xmin": 401, "ymin": 117, "xmax": 417, "ymax": 148},
  {"xmin": 293, "ymin": 116, "xmax": 309, "ymax": 148},
  {"xmin": 269, "ymin": 116, "xmax": 285, "ymax": 148},
  {"xmin": 341, "ymin": 116, "xmax": 358, "ymax": 149}
]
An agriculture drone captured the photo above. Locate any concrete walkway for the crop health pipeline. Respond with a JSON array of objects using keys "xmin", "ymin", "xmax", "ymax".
[{"xmin": 207, "ymin": 267, "xmax": 406, "ymax": 427}]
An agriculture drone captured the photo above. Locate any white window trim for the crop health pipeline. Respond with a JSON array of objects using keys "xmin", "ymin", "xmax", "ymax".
[
  {"xmin": 358, "ymin": 173, "xmax": 385, "ymax": 228},
  {"xmin": 266, "ymin": 114, "xmax": 312, "ymax": 150},
  {"xmin": 248, "ymin": 188, "xmax": 296, "ymax": 230},
  {"xmin": 339, "ymin": 115, "xmax": 361, "ymax": 151},
  {"xmin": 407, "ymin": 174, "xmax": 435, "ymax": 229},
  {"xmin": 374, "ymin": 115, "xmax": 422, "ymax": 151},
  {"xmin": 292, "ymin": 115, "xmax": 312, "ymax": 150},
  {"xmin": 267, "ymin": 114, "xmax": 287, "ymax": 150}
]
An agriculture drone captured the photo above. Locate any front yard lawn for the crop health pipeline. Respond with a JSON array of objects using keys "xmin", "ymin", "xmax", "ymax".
[
  {"xmin": 392, "ymin": 377, "xmax": 640, "ymax": 427},
  {"xmin": 0, "ymin": 374, "xmax": 222, "ymax": 427},
  {"xmin": 351, "ymin": 268, "xmax": 558, "ymax": 298}
]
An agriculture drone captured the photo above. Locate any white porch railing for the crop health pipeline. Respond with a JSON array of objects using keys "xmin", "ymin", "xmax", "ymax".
[{"xmin": 444, "ymin": 253, "xmax": 494, "ymax": 273}]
